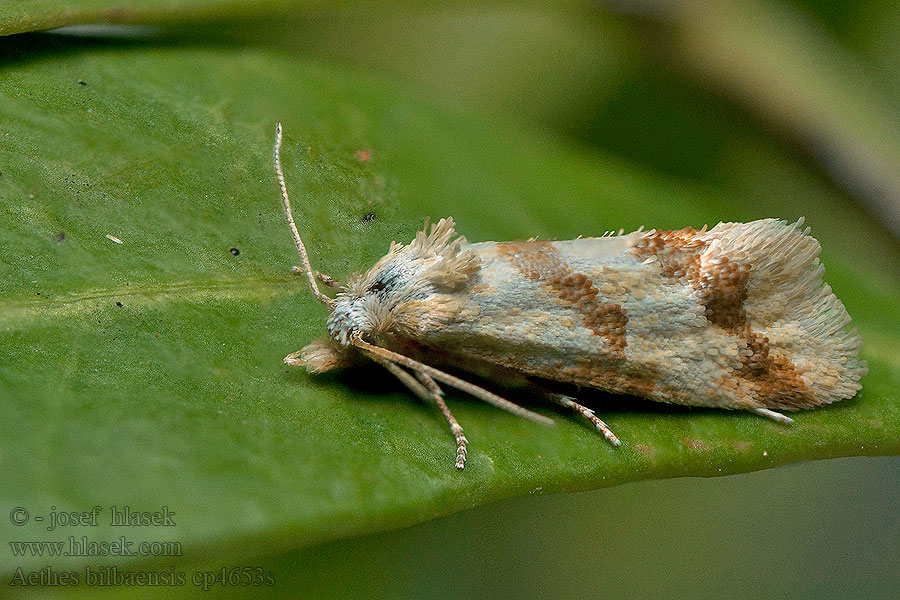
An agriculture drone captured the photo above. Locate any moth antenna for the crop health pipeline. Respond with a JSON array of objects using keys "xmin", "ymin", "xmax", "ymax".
[
  {"xmin": 350, "ymin": 335, "xmax": 554, "ymax": 426},
  {"xmin": 273, "ymin": 123, "xmax": 334, "ymax": 309}
]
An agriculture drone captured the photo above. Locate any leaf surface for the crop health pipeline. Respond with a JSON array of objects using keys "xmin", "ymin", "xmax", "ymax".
[{"xmin": 1, "ymin": 36, "xmax": 898, "ymax": 575}]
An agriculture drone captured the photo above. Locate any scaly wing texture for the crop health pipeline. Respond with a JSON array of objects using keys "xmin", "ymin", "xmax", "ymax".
[
  {"xmin": 409, "ymin": 219, "xmax": 865, "ymax": 413},
  {"xmin": 694, "ymin": 219, "xmax": 866, "ymax": 409}
]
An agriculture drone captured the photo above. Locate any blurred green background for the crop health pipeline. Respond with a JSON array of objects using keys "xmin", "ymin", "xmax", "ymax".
[
  {"xmin": 250, "ymin": 456, "xmax": 900, "ymax": 599},
  {"xmin": 2, "ymin": 1, "xmax": 899, "ymax": 598}
]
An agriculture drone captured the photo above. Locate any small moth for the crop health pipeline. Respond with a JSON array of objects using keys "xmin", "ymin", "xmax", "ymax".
[{"xmin": 273, "ymin": 124, "xmax": 866, "ymax": 470}]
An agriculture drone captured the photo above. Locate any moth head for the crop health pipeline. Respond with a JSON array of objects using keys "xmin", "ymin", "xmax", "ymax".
[
  {"xmin": 326, "ymin": 217, "xmax": 480, "ymax": 346},
  {"xmin": 273, "ymin": 124, "xmax": 479, "ymax": 354}
]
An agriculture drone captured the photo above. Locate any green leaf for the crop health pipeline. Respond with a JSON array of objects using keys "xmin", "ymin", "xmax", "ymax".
[
  {"xmin": 1, "ymin": 35, "xmax": 899, "ymax": 579},
  {"xmin": 0, "ymin": 0, "xmax": 292, "ymax": 36}
]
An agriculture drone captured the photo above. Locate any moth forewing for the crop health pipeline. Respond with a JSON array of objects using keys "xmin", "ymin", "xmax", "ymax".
[
  {"xmin": 273, "ymin": 124, "xmax": 867, "ymax": 471},
  {"xmin": 406, "ymin": 221, "xmax": 866, "ymax": 413}
]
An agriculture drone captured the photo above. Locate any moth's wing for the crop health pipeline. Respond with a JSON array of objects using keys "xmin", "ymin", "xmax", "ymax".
[
  {"xmin": 696, "ymin": 219, "xmax": 866, "ymax": 409},
  {"xmin": 401, "ymin": 224, "xmax": 864, "ymax": 413}
]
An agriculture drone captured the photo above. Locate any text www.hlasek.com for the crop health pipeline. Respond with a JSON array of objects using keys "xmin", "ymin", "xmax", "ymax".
[{"xmin": 10, "ymin": 537, "xmax": 182, "ymax": 558}]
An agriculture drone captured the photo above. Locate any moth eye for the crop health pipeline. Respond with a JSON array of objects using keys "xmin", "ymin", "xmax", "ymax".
[{"xmin": 367, "ymin": 274, "xmax": 398, "ymax": 295}]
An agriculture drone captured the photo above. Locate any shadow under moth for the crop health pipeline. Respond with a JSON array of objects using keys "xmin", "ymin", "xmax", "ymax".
[{"xmin": 273, "ymin": 124, "xmax": 866, "ymax": 470}]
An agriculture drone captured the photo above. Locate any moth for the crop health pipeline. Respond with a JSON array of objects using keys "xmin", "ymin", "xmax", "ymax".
[{"xmin": 273, "ymin": 124, "xmax": 866, "ymax": 470}]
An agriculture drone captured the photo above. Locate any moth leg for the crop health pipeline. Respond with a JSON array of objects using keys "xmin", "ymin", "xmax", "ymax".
[
  {"xmin": 545, "ymin": 392, "xmax": 621, "ymax": 448},
  {"xmin": 289, "ymin": 266, "xmax": 339, "ymax": 288},
  {"xmin": 351, "ymin": 335, "xmax": 554, "ymax": 426},
  {"xmin": 414, "ymin": 372, "xmax": 468, "ymax": 470},
  {"xmin": 315, "ymin": 271, "xmax": 339, "ymax": 288},
  {"xmin": 369, "ymin": 355, "xmax": 468, "ymax": 470},
  {"xmin": 752, "ymin": 407, "xmax": 795, "ymax": 424}
]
